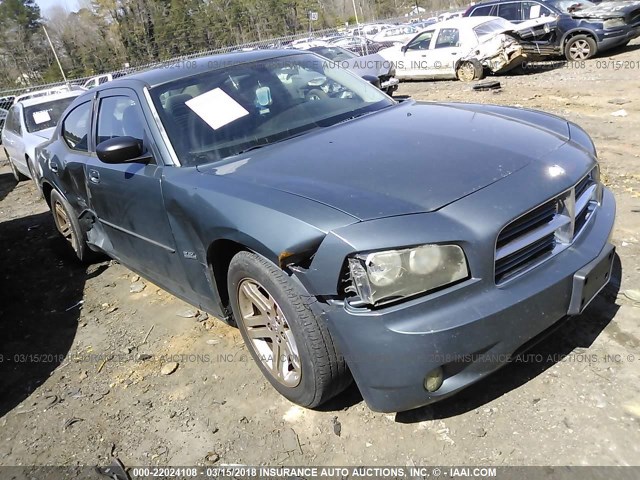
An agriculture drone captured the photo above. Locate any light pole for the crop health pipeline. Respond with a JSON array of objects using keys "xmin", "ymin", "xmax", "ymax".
[{"xmin": 43, "ymin": 25, "xmax": 67, "ymax": 83}]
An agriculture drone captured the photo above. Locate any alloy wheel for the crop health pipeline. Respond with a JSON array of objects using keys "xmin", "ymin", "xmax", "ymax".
[
  {"xmin": 237, "ymin": 278, "xmax": 301, "ymax": 387},
  {"xmin": 457, "ymin": 62, "xmax": 476, "ymax": 82},
  {"xmin": 53, "ymin": 200, "xmax": 77, "ymax": 252},
  {"xmin": 569, "ymin": 40, "xmax": 591, "ymax": 60}
]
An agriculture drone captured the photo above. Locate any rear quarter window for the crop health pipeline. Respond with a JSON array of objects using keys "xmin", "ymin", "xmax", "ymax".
[
  {"xmin": 469, "ymin": 5, "xmax": 495, "ymax": 16},
  {"xmin": 62, "ymin": 101, "xmax": 92, "ymax": 152}
]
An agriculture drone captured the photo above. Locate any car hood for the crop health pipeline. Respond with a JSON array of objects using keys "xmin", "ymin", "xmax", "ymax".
[
  {"xmin": 197, "ymin": 101, "xmax": 570, "ymax": 221},
  {"xmin": 570, "ymin": 1, "xmax": 640, "ymax": 19}
]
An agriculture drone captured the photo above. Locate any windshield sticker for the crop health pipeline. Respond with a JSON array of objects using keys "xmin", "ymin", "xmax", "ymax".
[
  {"xmin": 32, "ymin": 110, "xmax": 52, "ymax": 124},
  {"xmin": 185, "ymin": 88, "xmax": 249, "ymax": 130}
]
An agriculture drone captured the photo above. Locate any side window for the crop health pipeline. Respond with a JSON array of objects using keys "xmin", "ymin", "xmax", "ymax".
[
  {"xmin": 62, "ymin": 101, "xmax": 91, "ymax": 152},
  {"xmin": 406, "ymin": 30, "xmax": 435, "ymax": 50},
  {"xmin": 12, "ymin": 107, "xmax": 22, "ymax": 135},
  {"xmin": 97, "ymin": 96, "xmax": 145, "ymax": 145},
  {"xmin": 469, "ymin": 5, "xmax": 494, "ymax": 16},
  {"xmin": 434, "ymin": 28, "xmax": 460, "ymax": 48},
  {"xmin": 522, "ymin": 1, "xmax": 552, "ymax": 18},
  {"xmin": 4, "ymin": 107, "xmax": 16, "ymax": 132},
  {"xmin": 498, "ymin": 2, "xmax": 522, "ymax": 21}
]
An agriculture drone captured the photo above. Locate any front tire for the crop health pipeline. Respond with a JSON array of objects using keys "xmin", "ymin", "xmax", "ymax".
[
  {"xmin": 50, "ymin": 189, "xmax": 94, "ymax": 262},
  {"xmin": 565, "ymin": 35, "xmax": 597, "ymax": 61},
  {"xmin": 227, "ymin": 251, "xmax": 351, "ymax": 408}
]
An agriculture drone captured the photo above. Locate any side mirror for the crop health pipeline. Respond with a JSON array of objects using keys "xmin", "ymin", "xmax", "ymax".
[
  {"xmin": 361, "ymin": 75, "xmax": 381, "ymax": 89},
  {"xmin": 96, "ymin": 136, "xmax": 147, "ymax": 164},
  {"xmin": 401, "ymin": 45, "xmax": 408, "ymax": 53}
]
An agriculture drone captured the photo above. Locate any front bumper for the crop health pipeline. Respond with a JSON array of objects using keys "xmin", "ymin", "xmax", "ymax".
[
  {"xmin": 319, "ymin": 187, "xmax": 616, "ymax": 413},
  {"xmin": 597, "ymin": 25, "xmax": 640, "ymax": 50}
]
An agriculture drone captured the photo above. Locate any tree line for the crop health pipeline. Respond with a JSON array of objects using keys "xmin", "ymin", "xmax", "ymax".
[{"xmin": 0, "ymin": 0, "xmax": 465, "ymax": 89}]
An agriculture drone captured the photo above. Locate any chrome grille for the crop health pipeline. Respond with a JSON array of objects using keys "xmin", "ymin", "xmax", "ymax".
[{"xmin": 495, "ymin": 169, "xmax": 600, "ymax": 284}]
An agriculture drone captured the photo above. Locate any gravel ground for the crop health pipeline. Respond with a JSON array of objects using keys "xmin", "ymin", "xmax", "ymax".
[{"xmin": 1, "ymin": 41, "xmax": 640, "ymax": 469}]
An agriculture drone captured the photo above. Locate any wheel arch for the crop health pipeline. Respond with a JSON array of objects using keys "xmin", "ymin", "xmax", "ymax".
[
  {"xmin": 41, "ymin": 181, "xmax": 55, "ymax": 207},
  {"xmin": 561, "ymin": 29, "xmax": 598, "ymax": 47},
  {"xmin": 205, "ymin": 232, "xmax": 322, "ymax": 315}
]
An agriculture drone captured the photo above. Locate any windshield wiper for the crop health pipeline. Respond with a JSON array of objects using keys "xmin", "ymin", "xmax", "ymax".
[{"xmin": 235, "ymin": 128, "xmax": 322, "ymax": 156}]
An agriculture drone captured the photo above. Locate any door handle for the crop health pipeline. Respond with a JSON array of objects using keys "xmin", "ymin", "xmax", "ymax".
[
  {"xmin": 451, "ymin": 52, "xmax": 458, "ymax": 55},
  {"xmin": 49, "ymin": 161, "xmax": 59, "ymax": 173},
  {"xmin": 88, "ymin": 169, "xmax": 100, "ymax": 184}
]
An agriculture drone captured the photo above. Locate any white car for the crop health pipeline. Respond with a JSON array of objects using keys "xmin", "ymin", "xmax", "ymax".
[
  {"xmin": 13, "ymin": 85, "xmax": 85, "ymax": 105},
  {"xmin": 352, "ymin": 23, "xmax": 394, "ymax": 39},
  {"xmin": 290, "ymin": 37, "xmax": 329, "ymax": 49},
  {"xmin": 372, "ymin": 25, "xmax": 419, "ymax": 44},
  {"xmin": 1, "ymin": 90, "xmax": 83, "ymax": 185},
  {"xmin": 377, "ymin": 16, "xmax": 544, "ymax": 81},
  {"xmin": 83, "ymin": 72, "xmax": 128, "ymax": 89}
]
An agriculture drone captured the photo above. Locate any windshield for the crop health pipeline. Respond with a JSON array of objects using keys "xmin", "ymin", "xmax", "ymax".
[
  {"xmin": 24, "ymin": 97, "xmax": 77, "ymax": 133},
  {"xmin": 308, "ymin": 46, "xmax": 357, "ymax": 61},
  {"xmin": 547, "ymin": 0, "xmax": 595, "ymax": 12},
  {"xmin": 150, "ymin": 53, "xmax": 393, "ymax": 166},
  {"xmin": 473, "ymin": 18, "xmax": 513, "ymax": 40}
]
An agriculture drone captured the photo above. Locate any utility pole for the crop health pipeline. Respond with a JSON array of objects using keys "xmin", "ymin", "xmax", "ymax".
[{"xmin": 42, "ymin": 25, "xmax": 67, "ymax": 83}]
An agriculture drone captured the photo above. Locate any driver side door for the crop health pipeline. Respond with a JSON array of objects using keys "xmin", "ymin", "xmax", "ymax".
[
  {"xmin": 85, "ymin": 87, "xmax": 185, "ymax": 287},
  {"xmin": 400, "ymin": 29, "xmax": 436, "ymax": 79}
]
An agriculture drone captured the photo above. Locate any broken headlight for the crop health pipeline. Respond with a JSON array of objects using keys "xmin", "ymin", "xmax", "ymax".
[
  {"xmin": 347, "ymin": 244, "xmax": 469, "ymax": 306},
  {"xmin": 603, "ymin": 18, "xmax": 626, "ymax": 29}
]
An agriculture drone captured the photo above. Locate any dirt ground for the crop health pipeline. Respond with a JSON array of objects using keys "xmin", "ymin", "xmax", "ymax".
[{"xmin": 1, "ymin": 42, "xmax": 640, "ymax": 470}]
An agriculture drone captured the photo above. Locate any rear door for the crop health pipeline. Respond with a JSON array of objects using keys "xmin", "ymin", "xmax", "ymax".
[
  {"xmin": 84, "ymin": 87, "xmax": 184, "ymax": 284},
  {"xmin": 426, "ymin": 27, "xmax": 463, "ymax": 78}
]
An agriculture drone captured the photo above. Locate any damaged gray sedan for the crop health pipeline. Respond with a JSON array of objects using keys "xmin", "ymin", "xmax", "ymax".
[{"xmin": 37, "ymin": 51, "xmax": 615, "ymax": 412}]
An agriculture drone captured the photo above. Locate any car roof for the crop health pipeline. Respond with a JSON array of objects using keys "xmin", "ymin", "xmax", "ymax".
[
  {"xmin": 475, "ymin": 0, "xmax": 552, "ymax": 4},
  {"xmin": 426, "ymin": 16, "xmax": 504, "ymax": 29},
  {"xmin": 107, "ymin": 50, "xmax": 305, "ymax": 90},
  {"xmin": 18, "ymin": 89, "xmax": 84, "ymax": 108}
]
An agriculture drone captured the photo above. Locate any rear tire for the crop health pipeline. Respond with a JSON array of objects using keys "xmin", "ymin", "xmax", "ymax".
[
  {"xmin": 456, "ymin": 59, "xmax": 485, "ymax": 82},
  {"xmin": 227, "ymin": 251, "xmax": 351, "ymax": 408},
  {"xmin": 564, "ymin": 35, "xmax": 597, "ymax": 61},
  {"xmin": 50, "ymin": 189, "xmax": 95, "ymax": 262}
]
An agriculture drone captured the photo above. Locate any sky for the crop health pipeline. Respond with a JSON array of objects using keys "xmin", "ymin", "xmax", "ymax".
[{"xmin": 35, "ymin": 0, "xmax": 80, "ymax": 15}]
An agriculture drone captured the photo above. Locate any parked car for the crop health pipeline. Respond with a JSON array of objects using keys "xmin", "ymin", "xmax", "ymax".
[
  {"xmin": 351, "ymin": 23, "xmax": 394, "ymax": 39},
  {"xmin": 307, "ymin": 46, "xmax": 399, "ymax": 95},
  {"xmin": 330, "ymin": 35, "xmax": 395, "ymax": 54},
  {"xmin": 13, "ymin": 85, "xmax": 85, "ymax": 105},
  {"xmin": 1, "ymin": 90, "xmax": 83, "ymax": 184},
  {"xmin": 37, "ymin": 50, "xmax": 615, "ymax": 413},
  {"xmin": 464, "ymin": 0, "xmax": 640, "ymax": 60},
  {"xmin": 372, "ymin": 25, "xmax": 419, "ymax": 44},
  {"xmin": 377, "ymin": 16, "xmax": 555, "ymax": 81},
  {"xmin": 411, "ymin": 19, "xmax": 438, "ymax": 30},
  {"xmin": 83, "ymin": 72, "xmax": 128, "ymax": 89}
]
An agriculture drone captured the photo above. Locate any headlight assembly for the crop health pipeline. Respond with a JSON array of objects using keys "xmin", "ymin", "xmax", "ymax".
[
  {"xmin": 603, "ymin": 18, "xmax": 626, "ymax": 29},
  {"xmin": 347, "ymin": 244, "xmax": 469, "ymax": 306}
]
